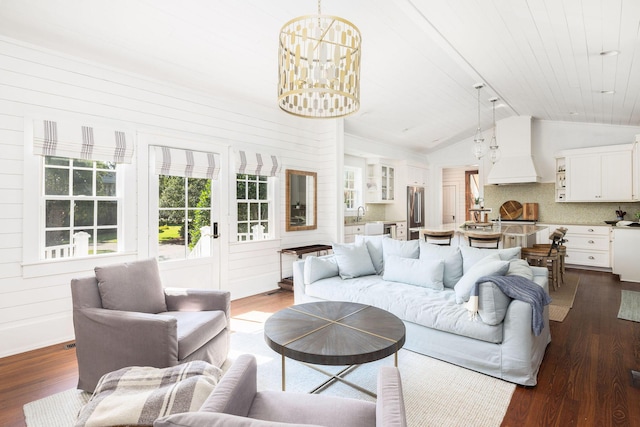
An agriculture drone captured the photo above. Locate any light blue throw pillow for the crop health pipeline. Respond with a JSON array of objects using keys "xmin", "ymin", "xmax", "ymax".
[
  {"xmin": 460, "ymin": 246, "xmax": 522, "ymax": 274},
  {"xmin": 332, "ymin": 242, "xmax": 376, "ymax": 279},
  {"xmin": 382, "ymin": 239, "xmax": 420, "ymax": 269},
  {"xmin": 355, "ymin": 235, "xmax": 389, "ymax": 275},
  {"xmin": 303, "ymin": 256, "xmax": 339, "ymax": 285},
  {"xmin": 454, "ymin": 253, "xmax": 510, "ymax": 303},
  {"xmin": 419, "ymin": 242, "xmax": 463, "ymax": 288},
  {"xmin": 382, "ymin": 255, "xmax": 445, "ymax": 290}
]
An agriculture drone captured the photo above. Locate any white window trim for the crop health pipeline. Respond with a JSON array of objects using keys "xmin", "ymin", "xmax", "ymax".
[
  {"xmin": 22, "ymin": 120, "xmax": 137, "ymax": 277},
  {"xmin": 233, "ymin": 173, "xmax": 277, "ymax": 243}
]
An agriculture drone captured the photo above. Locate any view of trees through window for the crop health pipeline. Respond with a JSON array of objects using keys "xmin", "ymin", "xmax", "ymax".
[
  {"xmin": 43, "ymin": 156, "xmax": 118, "ymax": 258},
  {"xmin": 158, "ymin": 175, "xmax": 212, "ymax": 260},
  {"xmin": 237, "ymin": 174, "xmax": 269, "ymax": 241}
]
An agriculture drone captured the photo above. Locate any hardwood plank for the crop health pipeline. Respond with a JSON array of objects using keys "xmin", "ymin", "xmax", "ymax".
[{"xmin": 2, "ymin": 271, "xmax": 640, "ymax": 427}]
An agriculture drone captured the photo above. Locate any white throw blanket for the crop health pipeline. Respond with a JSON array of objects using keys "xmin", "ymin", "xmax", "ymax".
[{"xmin": 75, "ymin": 361, "xmax": 221, "ymax": 427}]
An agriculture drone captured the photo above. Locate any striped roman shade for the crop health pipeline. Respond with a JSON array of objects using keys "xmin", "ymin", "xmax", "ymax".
[
  {"xmin": 153, "ymin": 146, "xmax": 221, "ymax": 180},
  {"xmin": 33, "ymin": 119, "xmax": 134, "ymax": 163},
  {"xmin": 235, "ymin": 150, "xmax": 281, "ymax": 177}
]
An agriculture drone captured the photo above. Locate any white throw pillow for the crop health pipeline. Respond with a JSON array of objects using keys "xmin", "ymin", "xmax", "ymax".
[
  {"xmin": 383, "ymin": 255, "xmax": 445, "ymax": 290},
  {"xmin": 332, "ymin": 242, "xmax": 376, "ymax": 279},
  {"xmin": 303, "ymin": 256, "xmax": 339, "ymax": 285},
  {"xmin": 460, "ymin": 246, "xmax": 522, "ymax": 274},
  {"xmin": 382, "ymin": 239, "xmax": 420, "ymax": 270},
  {"xmin": 355, "ymin": 235, "xmax": 389, "ymax": 275},
  {"xmin": 419, "ymin": 242, "xmax": 463, "ymax": 288},
  {"xmin": 454, "ymin": 253, "xmax": 510, "ymax": 303}
]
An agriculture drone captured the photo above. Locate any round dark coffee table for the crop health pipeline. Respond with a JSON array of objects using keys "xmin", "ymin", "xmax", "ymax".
[{"xmin": 264, "ymin": 301, "xmax": 406, "ymax": 395}]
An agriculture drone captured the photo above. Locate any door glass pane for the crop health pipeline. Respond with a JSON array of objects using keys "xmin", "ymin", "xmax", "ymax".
[
  {"xmin": 158, "ymin": 209, "xmax": 186, "ymax": 261},
  {"xmin": 159, "ymin": 176, "xmax": 185, "ymax": 208}
]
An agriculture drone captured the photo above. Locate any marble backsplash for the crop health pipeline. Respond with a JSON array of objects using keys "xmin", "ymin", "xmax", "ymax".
[{"xmin": 484, "ymin": 183, "xmax": 640, "ymax": 224}]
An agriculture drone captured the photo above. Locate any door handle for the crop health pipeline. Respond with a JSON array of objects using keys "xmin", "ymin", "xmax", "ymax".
[{"xmin": 213, "ymin": 222, "xmax": 219, "ymax": 239}]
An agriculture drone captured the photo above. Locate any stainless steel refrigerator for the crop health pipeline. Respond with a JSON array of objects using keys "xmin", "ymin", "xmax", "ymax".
[{"xmin": 407, "ymin": 186, "xmax": 425, "ymax": 240}]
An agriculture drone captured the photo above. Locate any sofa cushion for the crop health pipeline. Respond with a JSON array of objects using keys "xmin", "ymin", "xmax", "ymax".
[
  {"xmin": 332, "ymin": 243, "xmax": 376, "ymax": 279},
  {"xmin": 303, "ymin": 256, "xmax": 339, "ymax": 285},
  {"xmin": 419, "ymin": 242, "xmax": 463, "ymax": 288},
  {"xmin": 382, "ymin": 239, "xmax": 420, "ymax": 269},
  {"xmin": 355, "ymin": 235, "xmax": 388, "ymax": 275},
  {"xmin": 306, "ymin": 276, "xmax": 503, "ymax": 343},
  {"xmin": 507, "ymin": 258, "xmax": 534, "ymax": 280},
  {"xmin": 383, "ymin": 255, "xmax": 444, "ymax": 290},
  {"xmin": 477, "ymin": 282, "xmax": 512, "ymax": 326},
  {"xmin": 460, "ymin": 246, "xmax": 521, "ymax": 274},
  {"xmin": 95, "ymin": 258, "xmax": 167, "ymax": 313},
  {"xmin": 159, "ymin": 311, "xmax": 228, "ymax": 360},
  {"xmin": 454, "ymin": 253, "xmax": 510, "ymax": 304}
]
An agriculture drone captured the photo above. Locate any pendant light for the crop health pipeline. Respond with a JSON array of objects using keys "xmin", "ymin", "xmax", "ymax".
[
  {"xmin": 488, "ymin": 97, "xmax": 501, "ymax": 164},
  {"xmin": 277, "ymin": 0, "xmax": 361, "ymax": 118},
  {"xmin": 472, "ymin": 83, "xmax": 487, "ymax": 159}
]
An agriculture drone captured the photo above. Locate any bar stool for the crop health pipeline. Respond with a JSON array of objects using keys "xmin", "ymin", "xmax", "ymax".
[
  {"xmin": 466, "ymin": 231, "xmax": 503, "ymax": 249},
  {"xmin": 521, "ymin": 228, "xmax": 567, "ymax": 290},
  {"xmin": 531, "ymin": 228, "xmax": 568, "ymax": 285},
  {"xmin": 421, "ymin": 229, "xmax": 455, "ymax": 246}
]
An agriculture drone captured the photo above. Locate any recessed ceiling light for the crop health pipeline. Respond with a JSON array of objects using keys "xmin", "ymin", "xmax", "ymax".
[
  {"xmin": 600, "ymin": 50, "xmax": 620, "ymax": 56},
  {"xmin": 569, "ymin": 112, "xmax": 579, "ymax": 115},
  {"xmin": 600, "ymin": 90, "xmax": 615, "ymax": 94}
]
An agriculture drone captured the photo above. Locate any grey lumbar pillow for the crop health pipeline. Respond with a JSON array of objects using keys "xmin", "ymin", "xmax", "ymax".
[
  {"xmin": 332, "ymin": 242, "xmax": 376, "ymax": 279},
  {"xmin": 95, "ymin": 258, "xmax": 167, "ymax": 313},
  {"xmin": 383, "ymin": 255, "xmax": 445, "ymax": 290}
]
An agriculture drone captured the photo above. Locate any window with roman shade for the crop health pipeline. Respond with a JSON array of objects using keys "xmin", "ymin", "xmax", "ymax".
[{"xmin": 33, "ymin": 119, "xmax": 134, "ymax": 260}]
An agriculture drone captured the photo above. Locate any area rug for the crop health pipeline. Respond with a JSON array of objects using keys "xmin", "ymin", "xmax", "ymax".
[
  {"xmin": 617, "ymin": 290, "xmax": 640, "ymax": 323},
  {"xmin": 25, "ymin": 331, "xmax": 516, "ymax": 427},
  {"xmin": 548, "ymin": 272, "xmax": 579, "ymax": 322}
]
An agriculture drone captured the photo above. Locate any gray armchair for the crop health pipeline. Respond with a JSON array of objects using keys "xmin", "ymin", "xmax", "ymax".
[
  {"xmin": 153, "ymin": 354, "xmax": 407, "ymax": 427},
  {"xmin": 71, "ymin": 258, "xmax": 230, "ymax": 392}
]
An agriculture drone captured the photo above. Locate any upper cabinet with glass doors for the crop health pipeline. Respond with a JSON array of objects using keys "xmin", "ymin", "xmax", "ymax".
[{"xmin": 366, "ymin": 159, "xmax": 395, "ymax": 203}]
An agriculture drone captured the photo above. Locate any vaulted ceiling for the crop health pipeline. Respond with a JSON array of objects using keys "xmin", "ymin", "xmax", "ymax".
[{"xmin": 1, "ymin": 0, "xmax": 638, "ymax": 154}]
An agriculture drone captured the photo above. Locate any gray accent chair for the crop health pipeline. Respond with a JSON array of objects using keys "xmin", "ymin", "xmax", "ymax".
[
  {"xmin": 153, "ymin": 354, "xmax": 407, "ymax": 427},
  {"xmin": 71, "ymin": 258, "xmax": 230, "ymax": 392}
]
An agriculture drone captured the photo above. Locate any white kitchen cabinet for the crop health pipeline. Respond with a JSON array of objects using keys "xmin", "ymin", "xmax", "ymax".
[
  {"xmin": 561, "ymin": 225, "xmax": 611, "ymax": 269},
  {"xmin": 559, "ymin": 144, "xmax": 634, "ymax": 202},
  {"xmin": 407, "ymin": 166, "xmax": 427, "ymax": 186},
  {"xmin": 395, "ymin": 221, "xmax": 407, "ymax": 241},
  {"xmin": 366, "ymin": 161, "xmax": 395, "ymax": 203},
  {"xmin": 344, "ymin": 224, "xmax": 364, "ymax": 243},
  {"xmin": 612, "ymin": 227, "xmax": 640, "ymax": 282}
]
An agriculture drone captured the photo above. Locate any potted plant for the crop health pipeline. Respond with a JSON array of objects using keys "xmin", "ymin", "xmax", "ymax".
[{"xmin": 473, "ymin": 197, "xmax": 481, "ymax": 209}]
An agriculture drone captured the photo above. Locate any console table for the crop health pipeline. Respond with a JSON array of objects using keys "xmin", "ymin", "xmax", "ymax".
[{"xmin": 278, "ymin": 244, "xmax": 332, "ymax": 291}]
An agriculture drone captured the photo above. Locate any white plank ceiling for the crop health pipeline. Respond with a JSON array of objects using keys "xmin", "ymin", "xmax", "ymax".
[{"xmin": 0, "ymin": 0, "xmax": 638, "ymax": 154}]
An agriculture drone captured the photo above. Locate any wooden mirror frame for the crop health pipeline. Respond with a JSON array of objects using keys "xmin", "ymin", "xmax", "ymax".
[{"xmin": 285, "ymin": 169, "xmax": 317, "ymax": 231}]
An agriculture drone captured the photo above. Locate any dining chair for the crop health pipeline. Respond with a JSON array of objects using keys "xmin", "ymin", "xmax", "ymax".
[
  {"xmin": 421, "ymin": 229, "xmax": 455, "ymax": 246},
  {"xmin": 466, "ymin": 231, "xmax": 503, "ymax": 249}
]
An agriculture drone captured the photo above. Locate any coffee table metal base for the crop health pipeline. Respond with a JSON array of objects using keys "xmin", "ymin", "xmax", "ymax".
[{"xmin": 281, "ymin": 351, "xmax": 399, "ymax": 397}]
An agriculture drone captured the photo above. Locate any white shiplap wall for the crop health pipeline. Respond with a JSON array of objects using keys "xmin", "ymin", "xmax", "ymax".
[{"xmin": 0, "ymin": 36, "xmax": 339, "ymax": 357}]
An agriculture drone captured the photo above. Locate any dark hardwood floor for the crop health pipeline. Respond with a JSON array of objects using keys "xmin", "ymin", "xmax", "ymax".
[{"xmin": 1, "ymin": 270, "xmax": 639, "ymax": 427}]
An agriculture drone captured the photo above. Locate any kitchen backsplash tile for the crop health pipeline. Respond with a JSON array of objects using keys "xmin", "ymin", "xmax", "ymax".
[{"xmin": 484, "ymin": 183, "xmax": 640, "ymax": 224}]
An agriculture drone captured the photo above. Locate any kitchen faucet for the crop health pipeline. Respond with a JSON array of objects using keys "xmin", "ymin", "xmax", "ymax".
[{"xmin": 356, "ymin": 206, "xmax": 365, "ymax": 223}]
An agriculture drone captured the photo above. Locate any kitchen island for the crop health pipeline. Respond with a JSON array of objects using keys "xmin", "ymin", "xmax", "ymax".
[{"xmin": 410, "ymin": 223, "xmax": 547, "ymax": 248}]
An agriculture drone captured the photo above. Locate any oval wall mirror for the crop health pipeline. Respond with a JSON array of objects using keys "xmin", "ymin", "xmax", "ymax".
[{"xmin": 286, "ymin": 169, "xmax": 317, "ymax": 231}]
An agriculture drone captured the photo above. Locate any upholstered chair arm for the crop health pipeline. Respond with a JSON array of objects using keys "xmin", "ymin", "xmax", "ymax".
[
  {"xmin": 165, "ymin": 288, "xmax": 230, "ymax": 314},
  {"xmin": 154, "ymin": 411, "xmax": 321, "ymax": 427},
  {"xmin": 376, "ymin": 367, "xmax": 407, "ymax": 427},
  {"xmin": 199, "ymin": 354, "xmax": 258, "ymax": 416},
  {"xmin": 74, "ymin": 307, "xmax": 179, "ymax": 391}
]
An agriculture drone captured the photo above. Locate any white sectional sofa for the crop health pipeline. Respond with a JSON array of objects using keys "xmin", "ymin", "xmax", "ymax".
[{"xmin": 292, "ymin": 236, "xmax": 551, "ymax": 386}]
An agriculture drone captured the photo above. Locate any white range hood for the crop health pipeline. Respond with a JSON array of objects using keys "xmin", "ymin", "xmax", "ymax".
[{"xmin": 486, "ymin": 116, "xmax": 541, "ymax": 184}]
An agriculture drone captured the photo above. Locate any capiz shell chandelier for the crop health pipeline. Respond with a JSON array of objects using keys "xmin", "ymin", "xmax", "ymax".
[{"xmin": 278, "ymin": 1, "xmax": 361, "ymax": 118}]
